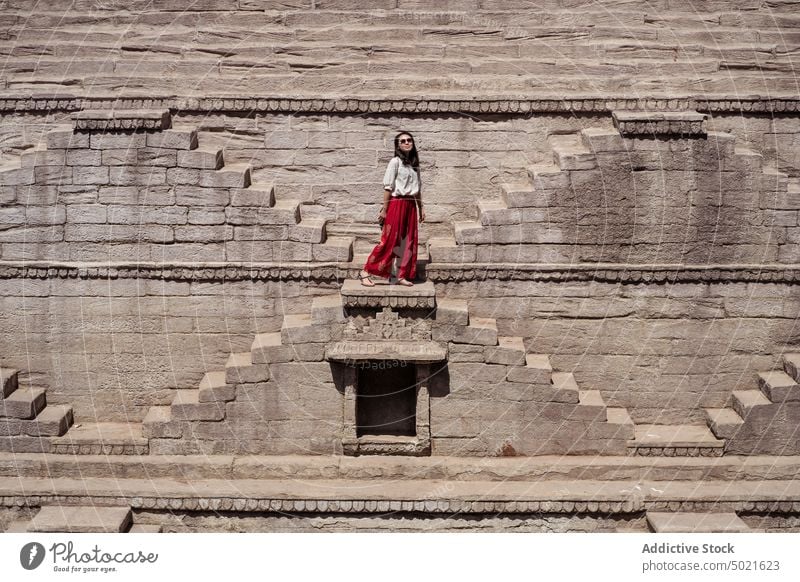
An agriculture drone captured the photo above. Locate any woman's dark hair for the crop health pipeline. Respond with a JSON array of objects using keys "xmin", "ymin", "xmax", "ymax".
[{"xmin": 394, "ymin": 131, "xmax": 419, "ymax": 169}]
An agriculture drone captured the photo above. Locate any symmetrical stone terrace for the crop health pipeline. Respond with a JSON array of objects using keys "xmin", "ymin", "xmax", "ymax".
[
  {"xmin": 432, "ymin": 117, "xmax": 796, "ymax": 264},
  {"xmin": 1, "ymin": 0, "xmax": 799, "ymax": 100}
]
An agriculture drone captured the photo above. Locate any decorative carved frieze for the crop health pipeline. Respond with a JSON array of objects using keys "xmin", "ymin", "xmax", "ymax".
[
  {"xmin": 2, "ymin": 262, "xmax": 800, "ymax": 284},
  {"xmin": 71, "ymin": 109, "xmax": 172, "ymax": 132},
  {"xmin": 613, "ymin": 110, "xmax": 707, "ymax": 137},
  {"xmin": 1, "ymin": 96, "xmax": 798, "ymax": 115}
]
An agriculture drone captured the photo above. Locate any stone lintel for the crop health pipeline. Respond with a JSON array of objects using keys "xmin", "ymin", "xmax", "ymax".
[
  {"xmin": 340, "ymin": 279, "xmax": 436, "ymax": 310},
  {"xmin": 72, "ymin": 109, "xmax": 172, "ymax": 132},
  {"xmin": 613, "ymin": 110, "xmax": 707, "ymax": 137},
  {"xmin": 326, "ymin": 341, "xmax": 447, "ymax": 363}
]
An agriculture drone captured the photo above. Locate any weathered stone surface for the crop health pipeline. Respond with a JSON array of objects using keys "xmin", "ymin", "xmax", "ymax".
[
  {"xmin": 251, "ymin": 333, "xmax": 294, "ymax": 364},
  {"xmin": 170, "ymin": 391, "xmax": 225, "ymax": 421},
  {"xmin": 30, "ymin": 505, "xmax": 132, "ymax": 533},
  {"xmin": 225, "ymin": 353, "xmax": 271, "ymax": 385}
]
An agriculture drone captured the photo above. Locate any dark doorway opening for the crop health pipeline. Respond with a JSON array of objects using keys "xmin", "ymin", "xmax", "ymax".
[{"xmin": 356, "ymin": 363, "xmax": 417, "ymax": 437}]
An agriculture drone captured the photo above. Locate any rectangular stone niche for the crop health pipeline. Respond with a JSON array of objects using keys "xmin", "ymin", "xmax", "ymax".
[{"xmin": 342, "ymin": 363, "xmax": 431, "ymax": 456}]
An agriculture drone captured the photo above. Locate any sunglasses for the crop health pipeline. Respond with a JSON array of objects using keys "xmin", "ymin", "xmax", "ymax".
[{"xmin": 398, "ymin": 138, "xmax": 413, "ymax": 144}]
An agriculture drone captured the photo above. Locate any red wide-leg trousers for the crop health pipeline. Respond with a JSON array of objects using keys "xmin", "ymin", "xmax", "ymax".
[{"xmin": 363, "ymin": 197, "xmax": 418, "ymax": 281}]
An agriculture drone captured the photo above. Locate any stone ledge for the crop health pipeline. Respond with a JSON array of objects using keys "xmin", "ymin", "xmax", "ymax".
[
  {"xmin": 1, "ymin": 476, "xmax": 799, "ymax": 515},
  {"xmin": 1, "ymin": 96, "xmax": 799, "ymax": 115},
  {"xmin": 613, "ymin": 110, "xmax": 707, "ymax": 137},
  {"xmin": 2, "ymin": 261, "xmax": 800, "ymax": 284},
  {"xmin": 71, "ymin": 109, "xmax": 172, "ymax": 132}
]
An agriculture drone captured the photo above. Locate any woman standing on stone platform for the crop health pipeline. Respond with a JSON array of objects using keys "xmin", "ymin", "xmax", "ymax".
[{"xmin": 359, "ymin": 131, "xmax": 425, "ymax": 287}]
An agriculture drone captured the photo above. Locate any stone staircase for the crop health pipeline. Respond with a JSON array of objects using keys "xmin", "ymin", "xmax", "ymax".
[
  {"xmin": 136, "ymin": 276, "xmax": 634, "ymax": 457},
  {"xmin": 430, "ymin": 114, "xmax": 789, "ymax": 265},
  {"xmin": 0, "ymin": 368, "xmax": 73, "ymax": 453},
  {"xmin": 1, "ymin": 1, "xmax": 798, "ymax": 98},
  {"xmin": 705, "ymin": 353, "xmax": 800, "ymax": 455},
  {"xmin": 0, "ymin": 109, "xmax": 354, "ymax": 263}
]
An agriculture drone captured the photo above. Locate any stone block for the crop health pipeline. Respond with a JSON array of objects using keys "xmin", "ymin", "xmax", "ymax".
[
  {"xmin": 428, "ymin": 237, "xmax": 476, "ymax": 263},
  {"xmin": 170, "ymin": 390, "xmax": 225, "ymax": 421},
  {"xmin": 30, "ymin": 506, "xmax": 132, "ymax": 534},
  {"xmin": 178, "ymin": 148, "xmax": 224, "ymax": 170},
  {"xmin": 21, "ymin": 149, "xmax": 65, "ymax": 167},
  {"xmin": 289, "ymin": 219, "xmax": 326, "ymax": 243},
  {"xmin": 90, "ymin": 132, "xmax": 147, "ymax": 150},
  {"xmin": 66, "ymin": 149, "xmax": 102, "ymax": 166},
  {"xmin": 311, "ymin": 295, "xmax": 344, "ymax": 324},
  {"xmin": 142, "ymin": 406, "xmax": 183, "ymax": 439},
  {"xmin": 312, "ymin": 237, "xmax": 353, "ymax": 262},
  {"xmin": 24, "ymin": 405, "xmax": 73, "ymax": 437},
  {"xmin": 758, "ymin": 371, "xmax": 800, "ymax": 402},
  {"xmin": 0, "ymin": 388, "xmax": 46, "ymax": 419},
  {"xmin": 291, "ymin": 343, "xmax": 327, "ymax": 361},
  {"xmin": 225, "ymin": 352, "xmax": 271, "ymax": 385},
  {"xmin": 484, "ymin": 336, "xmax": 526, "ymax": 365},
  {"xmin": 34, "ymin": 166, "xmax": 71, "ymax": 185},
  {"xmin": 146, "ymin": 127, "xmax": 198, "ymax": 150},
  {"xmin": 507, "ymin": 354, "xmax": 552, "ymax": 385},
  {"xmin": 251, "ymin": 332, "xmax": 294, "ymax": 364},
  {"xmin": 281, "ymin": 313, "xmax": 331, "ymax": 344},
  {"xmin": 174, "ymin": 225, "xmax": 234, "ymax": 242},
  {"xmin": 199, "ymin": 164, "xmax": 251, "ymax": 188},
  {"xmin": 453, "ymin": 317, "xmax": 497, "ymax": 346},
  {"xmin": 25, "ymin": 206, "xmax": 66, "ymax": 226},
  {"xmin": 101, "ymin": 149, "xmax": 138, "ymax": 166},
  {"xmin": 66, "ymin": 204, "xmax": 107, "ymax": 224},
  {"xmin": 47, "ymin": 126, "xmax": 90, "ymax": 149},
  {"xmin": 0, "ymin": 368, "xmax": 18, "ymax": 398},
  {"xmin": 230, "ymin": 183, "xmax": 275, "ymax": 207},
  {"xmin": 447, "ymin": 343, "xmax": 484, "ymax": 363},
  {"xmin": 433, "ymin": 298, "xmax": 468, "ymax": 326},
  {"xmin": 109, "ymin": 166, "xmax": 166, "ymax": 186},
  {"xmin": 273, "ymin": 241, "xmax": 313, "ymax": 261},
  {"xmin": 198, "ymin": 371, "xmax": 236, "ymax": 403},
  {"xmin": 166, "ymin": 167, "xmax": 201, "ymax": 186},
  {"xmin": 138, "ymin": 147, "xmax": 177, "ymax": 167},
  {"xmin": 174, "ymin": 186, "xmax": 229, "ymax": 206},
  {"xmin": 0, "ymin": 435, "xmax": 51, "ymax": 453},
  {"xmin": 447, "ymin": 363, "xmax": 510, "ymax": 385},
  {"xmin": 189, "ymin": 209, "xmax": 226, "ymax": 225}
]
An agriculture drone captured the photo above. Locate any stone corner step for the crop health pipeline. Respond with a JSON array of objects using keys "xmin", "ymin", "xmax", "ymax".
[
  {"xmin": 578, "ymin": 389, "xmax": 606, "ymax": 407},
  {"xmin": 29, "ymin": 505, "xmax": 133, "ymax": 533},
  {"xmin": 782, "ymin": 353, "xmax": 800, "ymax": 381},
  {"xmin": 632, "ymin": 424, "xmax": 724, "ymax": 448},
  {"xmin": 49, "ymin": 422, "xmax": 148, "ymax": 454},
  {"xmin": 757, "ymin": 370, "xmax": 800, "ymax": 402},
  {"xmin": 171, "ymin": 390, "xmax": 225, "ymax": 421},
  {"xmin": 646, "ymin": 511, "xmax": 752, "ymax": 533},
  {"xmin": 551, "ymin": 371, "xmax": 579, "ymax": 392},
  {"xmin": 732, "ymin": 389, "xmax": 772, "ymax": 417},
  {"xmin": 606, "ymin": 408, "xmax": 633, "ymax": 426},
  {"xmin": 705, "ymin": 407, "xmax": 744, "ymax": 436},
  {"xmin": 30, "ymin": 405, "xmax": 74, "ymax": 437},
  {"xmin": 0, "ymin": 368, "xmax": 19, "ymax": 399},
  {"xmin": 198, "ymin": 371, "xmax": 235, "ymax": 403},
  {"xmin": 0, "ymin": 387, "xmax": 46, "ymax": 419}
]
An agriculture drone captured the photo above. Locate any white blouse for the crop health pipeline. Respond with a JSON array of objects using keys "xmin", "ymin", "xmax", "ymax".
[{"xmin": 383, "ymin": 156, "xmax": 421, "ymax": 197}]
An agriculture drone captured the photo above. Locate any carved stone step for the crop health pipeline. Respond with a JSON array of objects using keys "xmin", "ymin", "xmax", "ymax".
[
  {"xmin": 50, "ymin": 422, "xmax": 148, "ymax": 455},
  {"xmin": 339, "ymin": 279, "xmax": 436, "ymax": 310},
  {"xmin": 427, "ymin": 237, "xmax": 475, "ymax": 263},
  {"xmin": 549, "ymin": 134, "xmax": 597, "ymax": 170},
  {"xmin": 177, "ymin": 146, "xmax": 224, "ymax": 170},
  {"xmin": 171, "ymin": 390, "xmax": 225, "ymax": 422},
  {"xmin": 646, "ymin": 511, "xmax": 752, "ymax": 533},
  {"xmin": 705, "ymin": 407, "xmax": 744, "ymax": 440},
  {"xmin": 198, "ymin": 371, "xmax": 235, "ymax": 403},
  {"xmin": 225, "ymin": 352, "xmax": 271, "ymax": 385},
  {"xmin": 199, "ymin": 162, "xmax": 251, "ymax": 188},
  {"xmin": 27, "ymin": 405, "xmax": 74, "ymax": 437},
  {"xmin": 781, "ymin": 353, "xmax": 800, "ymax": 383},
  {"xmin": 0, "ymin": 388, "xmax": 46, "ymax": 419},
  {"xmin": 629, "ymin": 424, "xmax": 724, "ymax": 457},
  {"xmin": 29, "ymin": 505, "xmax": 133, "ymax": 533},
  {"xmin": 731, "ymin": 389, "xmax": 772, "ymax": 419},
  {"xmin": 312, "ymin": 236, "xmax": 353, "ymax": 262},
  {"xmin": 251, "ymin": 332, "xmax": 293, "ymax": 364},
  {"xmin": 142, "ymin": 406, "xmax": 182, "ymax": 440},
  {"xmin": 0, "ymin": 368, "xmax": 18, "ymax": 399},
  {"xmin": 758, "ymin": 370, "xmax": 800, "ymax": 402}
]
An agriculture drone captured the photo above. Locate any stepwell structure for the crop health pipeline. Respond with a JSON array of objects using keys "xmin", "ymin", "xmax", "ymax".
[{"xmin": 1, "ymin": 0, "xmax": 800, "ymax": 532}]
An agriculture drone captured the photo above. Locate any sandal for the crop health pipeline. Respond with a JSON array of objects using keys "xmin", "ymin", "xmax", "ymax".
[
  {"xmin": 358, "ymin": 270, "xmax": 375, "ymax": 287},
  {"xmin": 396, "ymin": 278, "xmax": 414, "ymax": 287}
]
